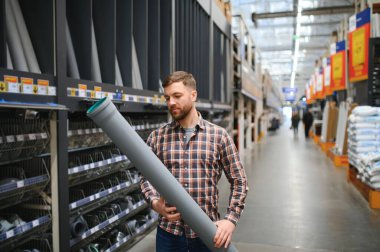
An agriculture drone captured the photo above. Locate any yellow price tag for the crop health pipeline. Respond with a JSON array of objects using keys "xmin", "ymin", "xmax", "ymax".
[{"xmin": 71, "ymin": 88, "xmax": 76, "ymax": 97}]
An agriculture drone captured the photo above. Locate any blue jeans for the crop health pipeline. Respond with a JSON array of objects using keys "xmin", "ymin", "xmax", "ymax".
[{"xmin": 156, "ymin": 226, "xmax": 211, "ymax": 252}]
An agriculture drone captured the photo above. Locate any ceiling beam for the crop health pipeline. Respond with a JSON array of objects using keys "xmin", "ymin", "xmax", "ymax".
[
  {"xmin": 252, "ymin": 5, "xmax": 354, "ymax": 19},
  {"xmin": 260, "ymin": 45, "xmax": 327, "ymax": 51},
  {"xmin": 249, "ymin": 20, "xmax": 340, "ymax": 29}
]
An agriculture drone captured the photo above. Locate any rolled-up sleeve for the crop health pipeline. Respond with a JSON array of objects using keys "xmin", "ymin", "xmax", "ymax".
[
  {"xmin": 220, "ymin": 131, "xmax": 249, "ymax": 225},
  {"xmin": 140, "ymin": 131, "xmax": 160, "ymax": 206}
]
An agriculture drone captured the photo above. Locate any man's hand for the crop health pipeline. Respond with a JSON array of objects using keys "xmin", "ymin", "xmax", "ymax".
[
  {"xmin": 214, "ymin": 220, "xmax": 235, "ymax": 248},
  {"xmin": 151, "ymin": 197, "xmax": 181, "ymax": 221}
]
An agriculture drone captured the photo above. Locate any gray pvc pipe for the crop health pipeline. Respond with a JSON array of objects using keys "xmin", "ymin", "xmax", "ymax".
[
  {"xmin": 115, "ymin": 55, "xmax": 123, "ymax": 86},
  {"xmin": 6, "ymin": 43, "xmax": 13, "ymax": 69},
  {"xmin": 66, "ymin": 19, "xmax": 80, "ymax": 79},
  {"xmin": 132, "ymin": 36, "xmax": 143, "ymax": 90},
  {"xmin": 87, "ymin": 97, "xmax": 238, "ymax": 252},
  {"xmin": 10, "ymin": 0, "xmax": 41, "ymax": 73},
  {"xmin": 5, "ymin": 0, "xmax": 28, "ymax": 72},
  {"xmin": 91, "ymin": 20, "xmax": 102, "ymax": 83}
]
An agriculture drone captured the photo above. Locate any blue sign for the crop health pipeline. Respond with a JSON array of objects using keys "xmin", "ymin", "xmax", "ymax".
[
  {"xmin": 284, "ymin": 93, "xmax": 296, "ymax": 101},
  {"xmin": 336, "ymin": 40, "xmax": 346, "ymax": 52},
  {"xmin": 282, "ymin": 87, "xmax": 298, "ymax": 93}
]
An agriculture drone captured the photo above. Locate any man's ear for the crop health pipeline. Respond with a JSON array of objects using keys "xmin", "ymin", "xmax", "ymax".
[{"xmin": 191, "ymin": 90, "xmax": 197, "ymax": 102}]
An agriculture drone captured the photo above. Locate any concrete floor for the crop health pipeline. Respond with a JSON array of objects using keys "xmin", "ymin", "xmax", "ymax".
[{"xmin": 129, "ymin": 123, "xmax": 380, "ymax": 252}]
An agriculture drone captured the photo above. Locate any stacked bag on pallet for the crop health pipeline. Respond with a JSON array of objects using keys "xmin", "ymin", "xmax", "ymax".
[{"xmin": 348, "ymin": 106, "xmax": 380, "ymax": 189}]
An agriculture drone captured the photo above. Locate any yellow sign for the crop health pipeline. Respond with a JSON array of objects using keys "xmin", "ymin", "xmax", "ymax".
[
  {"xmin": 0, "ymin": 82, "xmax": 7, "ymax": 92},
  {"xmin": 352, "ymin": 27, "xmax": 365, "ymax": 66},
  {"xmin": 333, "ymin": 53, "xmax": 343, "ymax": 80},
  {"xmin": 33, "ymin": 85, "xmax": 38, "ymax": 94},
  {"xmin": 94, "ymin": 86, "xmax": 102, "ymax": 92},
  {"xmin": 70, "ymin": 88, "xmax": 76, "ymax": 97}
]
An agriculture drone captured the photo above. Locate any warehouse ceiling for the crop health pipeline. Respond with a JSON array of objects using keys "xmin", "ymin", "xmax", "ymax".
[{"xmin": 231, "ymin": 0, "xmax": 356, "ymax": 101}]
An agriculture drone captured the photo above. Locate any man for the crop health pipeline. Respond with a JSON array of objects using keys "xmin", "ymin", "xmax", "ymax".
[
  {"xmin": 302, "ymin": 108, "xmax": 314, "ymax": 138},
  {"xmin": 291, "ymin": 111, "xmax": 300, "ymax": 136},
  {"xmin": 140, "ymin": 71, "xmax": 248, "ymax": 251}
]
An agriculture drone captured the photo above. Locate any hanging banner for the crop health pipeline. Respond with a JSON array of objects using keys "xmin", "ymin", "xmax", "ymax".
[
  {"xmin": 330, "ymin": 40, "xmax": 346, "ymax": 91},
  {"xmin": 316, "ymin": 67, "xmax": 324, "ymax": 99},
  {"xmin": 348, "ymin": 8, "xmax": 370, "ymax": 83},
  {"xmin": 323, "ymin": 57, "xmax": 332, "ymax": 95}
]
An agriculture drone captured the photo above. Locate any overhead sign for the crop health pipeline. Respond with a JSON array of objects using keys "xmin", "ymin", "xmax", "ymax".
[
  {"xmin": 348, "ymin": 8, "xmax": 370, "ymax": 83},
  {"xmin": 330, "ymin": 40, "xmax": 346, "ymax": 91},
  {"xmin": 284, "ymin": 93, "xmax": 296, "ymax": 101},
  {"xmin": 282, "ymin": 87, "xmax": 298, "ymax": 93}
]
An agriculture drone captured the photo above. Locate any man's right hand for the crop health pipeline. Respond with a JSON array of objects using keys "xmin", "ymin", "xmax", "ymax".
[{"xmin": 151, "ymin": 197, "xmax": 181, "ymax": 221}]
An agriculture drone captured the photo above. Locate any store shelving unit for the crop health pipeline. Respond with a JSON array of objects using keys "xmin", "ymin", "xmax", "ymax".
[{"xmin": 0, "ymin": 0, "xmax": 233, "ymax": 251}]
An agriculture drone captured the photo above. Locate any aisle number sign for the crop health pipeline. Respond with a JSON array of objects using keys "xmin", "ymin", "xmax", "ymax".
[
  {"xmin": 348, "ymin": 8, "xmax": 370, "ymax": 83},
  {"xmin": 330, "ymin": 40, "xmax": 346, "ymax": 91}
]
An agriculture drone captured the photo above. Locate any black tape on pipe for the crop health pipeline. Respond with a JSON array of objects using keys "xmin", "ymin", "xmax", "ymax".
[{"xmin": 87, "ymin": 97, "xmax": 238, "ymax": 252}]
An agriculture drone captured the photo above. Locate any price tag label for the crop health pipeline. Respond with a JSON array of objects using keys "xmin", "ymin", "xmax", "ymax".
[
  {"xmin": 32, "ymin": 220, "xmax": 39, "ymax": 227},
  {"xmin": 6, "ymin": 135, "xmax": 15, "ymax": 143},
  {"xmin": 90, "ymin": 195, "xmax": 95, "ymax": 201},
  {"xmin": 108, "ymin": 188, "xmax": 113, "ymax": 194},
  {"xmin": 116, "ymin": 185, "xmax": 121, "ymax": 190},
  {"xmin": 90, "ymin": 163, "xmax": 95, "ymax": 169},
  {"xmin": 41, "ymin": 133, "xmax": 48, "ymax": 139},
  {"xmin": 6, "ymin": 229, "xmax": 15, "ymax": 238},
  {"xmin": 17, "ymin": 180, "xmax": 25, "ymax": 188},
  {"xmin": 73, "ymin": 167, "xmax": 79, "ymax": 173},
  {"xmin": 29, "ymin": 134, "xmax": 37, "ymax": 140},
  {"xmin": 78, "ymin": 84, "xmax": 87, "ymax": 97},
  {"xmin": 22, "ymin": 84, "xmax": 34, "ymax": 94},
  {"xmin": 93, "ymin": 226, "xmax": 99, "ymax": 232},
  {"xmin": 85, "ymin": 129, "xmax": 90, "ymax": 134},
  {"xmin": 71, "ymin": 202, "xmax": 77, "ymax": 209},
  {"xmin": 5, "ymin": 75, "xmax": 19, "ymax": 93},
  {"xmin": 78, "ymin": 129, "xmax": 83, "ymax": 135},
  {"xmin": 0, "ymin": 81, "xmax": 7, "ymax": 92},
  {"xmin": 8, "ymin": 82, "xmax": 20, "ymax": 93},
  {"xmin": 70, "ymin": 88, "xmax": 76, "ymax": 97},
  {"xmin": 48, "ymin": 86, "xmax": 56, "ymax": 96},
  {"xmin": 16, "ymin": 134, "xmax": 25, "ymax": 142}
]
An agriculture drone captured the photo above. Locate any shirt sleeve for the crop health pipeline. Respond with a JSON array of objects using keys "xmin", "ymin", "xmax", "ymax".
[
  {"xmin": 220, "ymin": 130, "xmax": 249, "ymax": 225},
  {"xmin": 140, "ymin": 130, "xmax": 160, "ymax": 206}
]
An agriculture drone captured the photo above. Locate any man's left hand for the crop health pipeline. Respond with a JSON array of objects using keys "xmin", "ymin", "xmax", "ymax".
[{"xmin": 213, "ymin": 219, "xmax": 235, "ymax": 248}]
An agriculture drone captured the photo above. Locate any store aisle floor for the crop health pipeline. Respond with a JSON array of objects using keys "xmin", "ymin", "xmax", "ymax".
[{"xmin": 130, "ymin": 123, "xmax": 380, "ymax": 252}]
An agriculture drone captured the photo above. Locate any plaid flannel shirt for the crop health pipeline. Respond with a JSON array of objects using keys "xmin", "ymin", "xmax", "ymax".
[{"xmin": 140, "ymin": 114, "xmax": 248, "ymax": 238}]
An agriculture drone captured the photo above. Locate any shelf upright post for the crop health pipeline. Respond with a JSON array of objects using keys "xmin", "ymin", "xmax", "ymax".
[{"xmin": 55, "ymin": 0, "xmax": 70, "ymax": 251}]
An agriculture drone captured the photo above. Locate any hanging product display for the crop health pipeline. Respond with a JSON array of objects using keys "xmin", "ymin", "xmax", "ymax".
[
  {"xmin": 348, "ymin": 8, "xmax": 371, "ymax": 83},
  {"xmin": 87, "ymin": 97, "xmax": 238, "ymax": 252},
  {"xmin": 330, "ymin": 40, "xmax": 347, "ymax": 91}
]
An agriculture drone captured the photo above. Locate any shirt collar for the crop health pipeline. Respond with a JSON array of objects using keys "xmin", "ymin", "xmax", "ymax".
[{"xmin": 170, "ymin": 112, "xmax": 206, "ymax": 131}]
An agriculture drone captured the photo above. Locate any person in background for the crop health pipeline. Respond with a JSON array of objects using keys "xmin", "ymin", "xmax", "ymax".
[
  {"xmin": 140, "ymin": 71, "xmax": 248, "ymax": 252},
  {"xmin": 302, "ymin": 108, "xmax": 314, "ymax": 138},
  {"xmin": 291, "ymin": 111, "xmax": 300, "ymax": 136}
]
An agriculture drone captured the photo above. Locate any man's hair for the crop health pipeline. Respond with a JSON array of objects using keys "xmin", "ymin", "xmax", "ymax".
[{"xmin": 163, "ymin": 71, "xmax": 196, "ymax": 90}]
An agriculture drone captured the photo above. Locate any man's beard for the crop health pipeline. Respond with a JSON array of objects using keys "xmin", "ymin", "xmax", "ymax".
[{"xmin": 170, "ymin": 104, "xmax": 192, "ymax": 121}]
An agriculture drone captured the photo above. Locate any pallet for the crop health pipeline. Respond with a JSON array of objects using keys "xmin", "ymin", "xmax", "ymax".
[
  {"xmin": 319, "ymin": 141, "xmax": 335, "ymax": 153},
  {"xmin": 327, "ymin": 150, "xmax": 348, "ymax": 168},
  {"xmin": 347, "ymin": 165, "xmax": 380, "ymax": 209}
]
